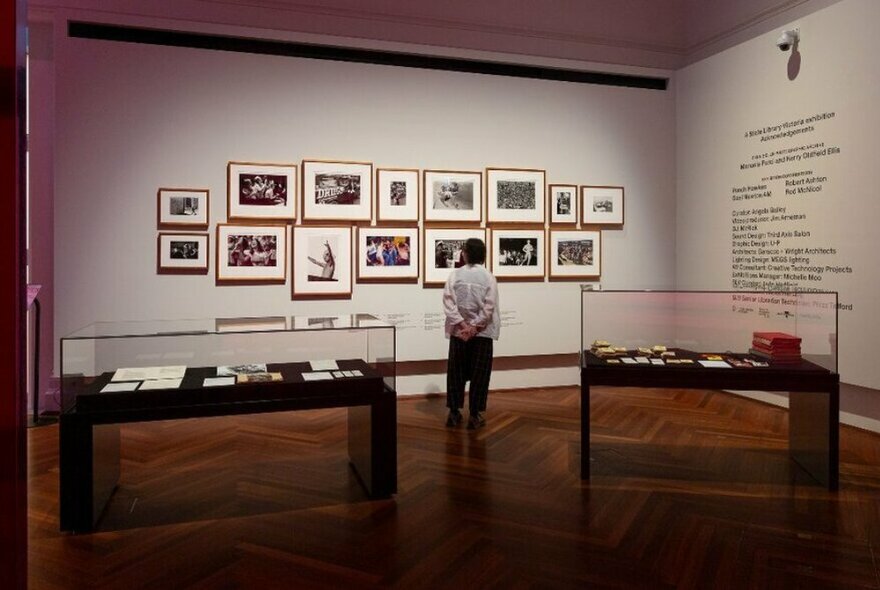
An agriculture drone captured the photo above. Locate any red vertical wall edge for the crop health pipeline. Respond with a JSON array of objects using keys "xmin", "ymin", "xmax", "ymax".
[{"xmin": 1, "ymin": 0, "xmax": 28, "ymax": 587}]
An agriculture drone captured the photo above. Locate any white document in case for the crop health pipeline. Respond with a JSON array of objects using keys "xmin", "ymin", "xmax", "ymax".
[
  {"xmin": 302, "ymin": 372, "xmax": 334, "ymax": 381},
  {"xmin": 634, "ymin": 357, "xmax": 650, "ymax": 364},
  {"xmin": 699, "ymin": 360, "xmax": 732, "ymax": 369},
  {"xmin": 101, "ymin": 382, "xmax": 140, "ymax": 393},
  {"xmin": 309, "ymin": 359, "xmax": 340, "ymax": 371},
  {"xmin": 139, "ymin": 378, "xmax": 183, "ymax": 391},
  {"xmin": 203, "ymin": 377, "xmax": 236, "ymax": 387},
  {"xmin": 620, "ymin": 357, "xmax": 638, "ymax": 365},
  {"xmin": 112, "ymin": 365, "xmax": 186, "ymax": 382},
  {"xmin": 332, "ymin": 371, "xmax": 345, "ymax": 379},
  {"xmin": 649, "ymin": 359, "xmax": 665, "ymax": 365},
  {"xmin": 351, "ymin": 370, "xmax": 364, "ymax": 377}
]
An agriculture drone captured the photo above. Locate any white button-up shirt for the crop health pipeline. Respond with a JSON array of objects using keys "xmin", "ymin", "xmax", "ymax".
[{"xmin": 442, "ymin": 264, "xmax": 500, "ymax": 340}]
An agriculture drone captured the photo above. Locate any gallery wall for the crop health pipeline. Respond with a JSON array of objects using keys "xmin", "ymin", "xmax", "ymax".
[
  {"xmin": 49, "ymin": 21, "xmax": 677, "ymax": 393},
  {"xmin": 676, "ymin": 0, "xmax": 880, "ymax": 424}
]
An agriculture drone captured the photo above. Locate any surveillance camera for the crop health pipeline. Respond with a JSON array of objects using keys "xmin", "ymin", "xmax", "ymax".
[{"xmin": 776, "ymin": 29, "xmax": 799, "ymax": 51}]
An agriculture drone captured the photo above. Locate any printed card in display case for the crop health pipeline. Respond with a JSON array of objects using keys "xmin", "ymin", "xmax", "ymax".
[
  {"xmin": 548, "ymin": 184, "xmax": 577, "ymax": 225},
  {"xmin": 581, "ymin": 185, "xmax": 624, "ymax": 226},
  {"xmin": 157, "ymin": 233, "xmax": 209, "ymax": 275},
  {"xmin": 157, "ymin": 188, "xmax": 209, "ymax": 229},
  {"xmin": 423, "ymin": 170, "xmax": 483, "ymax": 224},
  {"xmin": 302, "ymin": 160, "xmax": 373, "ymax": 222},
  {"xmin": 292, "ymin": 225, "xmax": 353, "ymax": 299},
  {"xmin": 227, "ymin": 162, "xmax": 297, "ymax": 222},
  {"xmin": 423, "ymin": 227, "xmax": 487, "ymax": 287},
  {"xmin": 486, "ymin": 168, "xmax": 545, "ymax": 224},
  {"xmin": 357, "ymin": 226, "xmax": 419, "ymax": 283},
  {"xmin": 490, "ymin": 228, "xmax": 545, "ymax": 281},
  {"xmin": 549, "ymin": 229, "xmax": 601, "ymax": 281},
  {"xmin": 216, "ymin": 223, "xmax": 287, "ymax": 283},
  {"xmin": 376, "ymin": 168, "xmax": 419, "ymax": 222}
]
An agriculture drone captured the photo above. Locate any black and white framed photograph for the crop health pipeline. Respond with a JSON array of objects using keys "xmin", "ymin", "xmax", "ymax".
[
  {"xmin": 227, "ymin": 162, "xmax": 297, "ymax": 222},
  {"xmin": 302, "ymin": 160, "xmax": 373, "ymax": 222},
  {"xmin": 423, "ymin": 227, "xmax": 487, "ymax": 287},
  {"xmin": 157, "ymin": 188, "xmax": 209, "ymax": 229},
  {"xmin": 581, "ymin": 185, "xmax": 624, "ymax": 226},
  {"xmin": 490, "ymin": 228, "xmax": 546, "ymax": 281},
  {"xmin": 548, "ymin": 184, "xmax": 578, "ymax": 225},
  {"xmin": 486, "ymin": 168, "xmax": 546, "ymax": 224},
  {"xmin": 357, "ymin": 226, "xmax": 419, "ymax": 283},
  {"xmin": 549, "ymin": 229, "xmax": 601, "ymax": 280},
  {"xmin": 423, "ymin": 170, "xmax": 483, "ymax": 223},
  {"xmin": 157, "ymin": 233, "xmax": 209, "ymax": 274},
  {"xmin": 376, "ymin": 168, "xmax": 419, "ymax": 222},
  {"xmin": 292, "ymin": 225, "xmax": 353, "ymax": 299},
  {"xmin": 216, "ymin": 223, "xmax": 287, "ymax": 283}
]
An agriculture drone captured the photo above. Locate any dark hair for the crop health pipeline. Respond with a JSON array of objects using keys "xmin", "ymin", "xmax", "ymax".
[{"xmin": 463, "ymin": 238, "xmax": 486, "ymax": 265}]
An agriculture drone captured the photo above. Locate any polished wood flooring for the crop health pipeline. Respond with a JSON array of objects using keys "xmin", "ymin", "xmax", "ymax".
[{"xmin": 28, "ymin": 387, "xmax": 880, "ymax": 589}]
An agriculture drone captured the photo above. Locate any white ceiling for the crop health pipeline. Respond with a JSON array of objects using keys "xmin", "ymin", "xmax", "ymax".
[{"xmin": 29, "ymin": 0, "xmax": 844, "ymax": 69}]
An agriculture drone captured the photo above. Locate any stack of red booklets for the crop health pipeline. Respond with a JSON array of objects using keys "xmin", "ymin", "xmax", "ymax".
[{"xmin": 749, "ymin": 332, "xmax": 802, "ymax": 364}]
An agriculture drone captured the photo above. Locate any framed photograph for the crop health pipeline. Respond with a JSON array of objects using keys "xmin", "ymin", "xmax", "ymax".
[
  {"xmin": 216, "ymin": 223, "xmax": 287, "ymax": 283},
  {"xmin": 292, "ymin": 225, "xmax": 353, "ymax": 299},
  {"xmin": 548, "ymin": 184, "xmax": 578, "ymax": 225},
  {"xmin": 549, "ymin": 230, "xmax": 601, "ymax": 281},
  {"xmin": 581, "ymin": 185, "xmax": 624, "ymax": 226},
  {"xmin": 376, "ymin": 168, "xmax": 419, "ymax": 222},
  {"xmin": 357, "ymin": 226, "xmax": 419, "ymax": 283},
  {"xmin": 486, "ymin": 168, "xmax": 546, "ymax": 224},
  {"xmin": 423, "ymin": 170, "xmax": 482, "ymax": 224},
  {"xmin": 302, "ymin": 160, "xmax": 373, "ymax": 222},
  {"xmin": 157, "ymin": 233, "xmax": 209, "ymax": 274},
  {"xmin": 423, "ymin": 227, "xmax": 487, "ymax": 287},
  {"xmin": 490, "ymin": 228, "xmax": 545, "ymax": 281},
  {"xmin": 157, "ymin": 188, "xmax": 209, "ymax": 229},
  {"xmin": 227, "ymin": 162, "xmax": 297, "ymax": 223}
]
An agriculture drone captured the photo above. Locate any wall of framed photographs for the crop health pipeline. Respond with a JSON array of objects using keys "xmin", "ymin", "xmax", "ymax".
[{"xmin": 50, "ymin": 25, "xmax": 676, "ymax": 390}]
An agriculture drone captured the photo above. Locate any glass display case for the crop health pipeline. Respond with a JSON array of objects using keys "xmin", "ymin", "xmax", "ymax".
[
  {"xmin": 61, "ymin": 313, "xmax": 396, "ymax": 413},
  {"xmin": 581, "ymin": 289, "xmax": 838, "ymax": 372}
]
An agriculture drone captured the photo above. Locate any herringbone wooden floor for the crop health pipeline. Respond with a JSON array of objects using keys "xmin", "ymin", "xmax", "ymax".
[{"xmin": 27, "ymin": 387, "xmax": 880, "ymax": 589}]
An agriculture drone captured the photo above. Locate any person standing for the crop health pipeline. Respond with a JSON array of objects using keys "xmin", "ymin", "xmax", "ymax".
[{"xmin": 442, "ymin": 238, "xmax": 500, "ymax": 430}]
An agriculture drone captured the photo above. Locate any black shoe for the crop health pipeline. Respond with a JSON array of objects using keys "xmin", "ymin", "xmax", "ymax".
[
  {"xmin": 467, "ymin": 412, "xmax": 486, "ymax": 430},
  {"xmin": 446, "ymin": 410, "xmax": 462, "ymax": 427}
]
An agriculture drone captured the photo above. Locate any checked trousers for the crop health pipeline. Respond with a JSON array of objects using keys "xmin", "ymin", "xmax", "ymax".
[{"xmin": 446, "ymin": 335, "xmax": 494, "ymax": 414}]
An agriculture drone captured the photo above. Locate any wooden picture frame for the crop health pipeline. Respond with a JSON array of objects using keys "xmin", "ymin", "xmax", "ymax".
[
  {"xmin": 227, "ymin": 162, "xmax": 297, "ymax": 223},
  {"xmin": 422, "ymin": 227, "xmax": 487, "ymax": 287},
  {"xmin": 157, "ymin": 188, "xmax": 209, "ymax": 229},
  {"xmin": 157, "ymin": 232, "xmax": 209, "ymax": 275},
  {"xmin": 581, "ymin": 185, "xmax": 624, "ymax": 226},
  {"xmin": 376, "ymin": 168, "xmax": 419, "ymax": 223},
  {"xmin": 423, "ymin": 170, "xmax": 483, "ymax": 224},
  {"xmin": 291, "ymin": 225, "xmax": 353, "ymax": 299},
  {"xmin": 486, "ymin": 167, "xmax": 546, "ymax": 225},
  {"xmin": 489, "ymin": 227, "xmax": 546, "ymax": 281},
  {"xmin": 548, "ymin": 184, "xmax": 578, "ymax": 226},
  {"xmin": 301, "ymin": 159, "xmax": 373, "ymax": 222},
  {"xmin": 548, "ymin": 229, "xmax": 601, "ymax": 281},
  {"xmin": 356, "ymin": 225, "xmax": 419, "ymax": 284},
  {"xmin": 215, "ymin": 223, "xmax": 288, "ymax": 284}
]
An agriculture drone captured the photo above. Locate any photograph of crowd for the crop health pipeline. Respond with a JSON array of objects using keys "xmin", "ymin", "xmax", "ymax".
[
  {"xmin": 170, "ymin": 196, "xmax": 200, "ymax": 216},
  {"xmin": 226, "ymin": 234, "xmax": 278, "ymax": 267},
  {"xmin": 556, "ymin": 191, "xmax": 572, "ymax": 215},
  {"xmin": 315, "ymin": 174, "xmax": 361, "ymax": 205},
  {"xmin": 365, "ymin": 236, "xmax": 411, "ymax": 267},
  {"xmin": 498, "ymin": 238, "xmax": 538, "ymax": 266},
  {"xmin": 238, "ymin": 174, "xmax": 288, "ymax": 207},
  {"xmin": 497, "ymin": 180, "xmax": 536, "ymax": 210},
  {"xmin": 433, "ymin": 239, "xmax": 467, "ymax": 269},
  {"xmin": 307, "ymin": 236, "xmax": 339, "ymax": 281},
  {"xmin": 592, "ymin": 197, "xmax": 614, "ymax": 213},
  {"xmin": 432, "ymin": 181, "xmax": 474, "ymax": 210},
  {"xmin": 557, "ymin": 239, "xmax": 594, "ymax": 266},
  {"xmin": 390, "ymin": 182, "xmax": 407, "ymax": 206},
  {"xmin": 169, "ymin": 240, "xmax": 200, "ymax": 260}
]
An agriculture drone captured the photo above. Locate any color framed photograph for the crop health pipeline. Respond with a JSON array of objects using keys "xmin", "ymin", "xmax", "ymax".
[
  {"xmin": 376, "ymin": 168, "xmax": 419, "ymax": 222},
  {"xmin": 216, "ymin": 223, "xmax": 287, "ymax": 283},
  {"xmin": 357, "ymin": 226, "xmax": 419, "ymax": 283},
  {"xmin": 157, "ymin": 233, "xmax": 209, "ymax": 274},
  {"xmin": 548, "ymin": 184, "xmax": 578, "ymax": 225},
  {"xmin": 490, "ymin": 228, "xmax": 545, "ymax": 281},
  {"xmin": 292, "ymin": 225, "xmax": 353, "ymax": 299},
  {"xmin": 423, "ymin": 227, "xmax": 487, "ymax": 287},
  {"xmin": 486, "ymin": 168, "xmax": 546, "ymax": 224},
  {"xmin": 302, "ymin": 160, "xmax": 373, "ymax": 222},
  {"xmin": 157, "ymin": 188, "xmax": 209, "ymax": 229},
  {"xmin": 581, "ymin": 185, "xmax": 624, "ymax": 226},
  {"xmin": 227, "ymin": 162, "xmax": 297, "ymax": 223},
  {"xmin": 549, "ymin": 230, "xmax": 601, "ymax": 280},
  {"xmin": 423, "ymin": 170, "xmax": 483, "ymax": 223}
]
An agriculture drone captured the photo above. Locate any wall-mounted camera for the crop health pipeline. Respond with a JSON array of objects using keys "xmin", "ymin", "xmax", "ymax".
[{"xmin": 776, "ymin": 29, "xmax": 800, "ymax": 52}]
